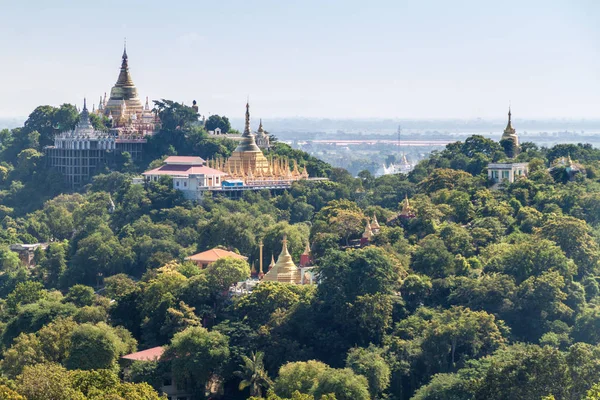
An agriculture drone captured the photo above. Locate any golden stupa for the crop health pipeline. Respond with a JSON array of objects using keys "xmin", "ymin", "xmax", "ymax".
[
  {"xmin": 263, "ymin": 236, "xmax": 301, "ymax": 284},
  {"xmin": 104, "ymin": 44, "xmax": 144, "ymax": 118},
  {"xmin": 224, "ymin": 102, "xmax": 271, "ymax": 175}
]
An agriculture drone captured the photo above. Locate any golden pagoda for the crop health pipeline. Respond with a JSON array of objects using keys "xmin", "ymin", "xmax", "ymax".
[
  {"xmin": 362, "ymin": 221, "xmax": 374, "ymax": 241},
  {"xmin": 371, "ymin": 214, "xmax": 381, "ymax": 234},
  {"xmin": 224, "ymin": 102, "xmax": 270, "ymax": 175},
  {"xmin": 104, "ymin": 43, "xmax": 144, "ymax": 118},
  {"xmin": 399, "ymin": 195, "xmax": 416, "ymax": 219},
  {"xmin": 263, "ymin": 236, "xmax": 301, "ymax": 284}
]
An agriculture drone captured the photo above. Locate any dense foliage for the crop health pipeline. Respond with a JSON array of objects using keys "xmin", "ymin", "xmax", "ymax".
[{"xmin": 2, "ymin": 103, "xmax": 600, "ymax": 399}]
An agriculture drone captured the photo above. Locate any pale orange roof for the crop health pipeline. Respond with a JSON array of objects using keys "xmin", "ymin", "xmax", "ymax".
[
  {"xmin": 122, "ymin": 346, "xmax": 164, "ymax": 361},
  {"xmin": 142, "ymin": 164, "xmax": 226, "ymax": 177},
  {"xmin": 164, "ymin": 156, "xmax": 205, "ymax": 165},
  {"xmin": 185, "ymin": 248, "xmax": 248, "ymax": 263}
]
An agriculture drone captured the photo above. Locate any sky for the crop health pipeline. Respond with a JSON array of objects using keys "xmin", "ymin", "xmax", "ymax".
[{"xmin": 0, "ymin": 0, "xmax": 599, "ymax": 120}]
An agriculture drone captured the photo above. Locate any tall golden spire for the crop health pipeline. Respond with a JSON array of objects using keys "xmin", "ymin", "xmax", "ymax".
[
  {"xmin": 506, "ymin": 106, "xmax": 513, "ymax": 131},
  {"xmin": 244, "ymin": 101, "xmax": 251, "ymax": 136},
  {"xmin": 116, "ymin": 41, "xmax": 134, "ymax": 87}
]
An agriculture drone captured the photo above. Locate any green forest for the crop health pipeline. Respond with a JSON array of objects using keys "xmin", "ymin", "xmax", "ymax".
[{"xmin": 1, "ymin": 101, "xmax": 600, "ymax": 399}]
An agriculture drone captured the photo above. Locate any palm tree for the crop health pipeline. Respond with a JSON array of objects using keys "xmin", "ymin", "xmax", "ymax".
[{"xmin": 234, "ymin": 351, "xmax": 273, "ymax": 397}]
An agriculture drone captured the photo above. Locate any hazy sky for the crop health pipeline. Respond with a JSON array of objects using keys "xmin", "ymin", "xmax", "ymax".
[{"xmin": 0, "ymin": 0, "xmax": 599, "ymax": 119}]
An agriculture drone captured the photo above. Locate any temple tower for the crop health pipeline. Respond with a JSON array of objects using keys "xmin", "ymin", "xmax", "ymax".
[
  {"xmin": 104, "ymin": 43, "xmax": 144, "ymax": 118},
  {"xmin": 501, "ymin": 107, "xmax": 519, "ymax": 157},
  {"xmin": 224, "ymin": 102, "xmax": 270, "ymax": 174}
]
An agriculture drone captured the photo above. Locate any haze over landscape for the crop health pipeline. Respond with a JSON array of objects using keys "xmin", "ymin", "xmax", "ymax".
[
  {"xmin": 5, "ymin": 2, "xmax": 600, "ymax": 400},
  {"xmin": 1, "ymin": 0, "xmax": 599, "ymax": 120}
]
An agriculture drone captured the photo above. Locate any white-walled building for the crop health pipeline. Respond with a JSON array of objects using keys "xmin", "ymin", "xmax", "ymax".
[
  {"xmin": 487, "ymin": 162, "xmax": 528, "ymax": 185},
  {"xmin": 142, "ymin": 156, "xmax": 227, "ymax": 201}
]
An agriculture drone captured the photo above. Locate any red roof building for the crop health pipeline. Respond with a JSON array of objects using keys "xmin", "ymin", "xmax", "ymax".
[
  {"xmin": 185, "ymin": 248, "xmax": 248, "ymax": 269},
  {"xmin": 121, "ymin": 346, "xmax": 164, "ymax": 362},
  {"xmin": 142, "ymin": 156, "xmax": 227, "ymax": 201}
]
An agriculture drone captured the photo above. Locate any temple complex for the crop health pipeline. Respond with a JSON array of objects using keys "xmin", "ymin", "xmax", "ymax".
[{"xmin": 210, "ymin": 102, "xmax": 308, "ymax": 185}]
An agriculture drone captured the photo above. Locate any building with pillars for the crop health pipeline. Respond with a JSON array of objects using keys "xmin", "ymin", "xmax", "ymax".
[
  {"xmin": 46, "ymin": 97, "xmax": 151, "ymax": 188},
  {"xmin": 45, "ymin": 100, "xmax": 118, "ymax": 188},
  {"xmin": 488, "ymin": 162, "xmax": 528, "ymax": 185}
]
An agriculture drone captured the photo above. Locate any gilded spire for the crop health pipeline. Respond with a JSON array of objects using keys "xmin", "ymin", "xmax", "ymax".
[
  {"xmin": 116, "ymin": 41, "xmax": 134, "ymax": 87},
  {"xmin": 244, "ymin": 101, "xmax": 251, "ymax": 136},
  {"xmin": 503, "ymin": 105, "xmax": 516, "ymax": 136}
]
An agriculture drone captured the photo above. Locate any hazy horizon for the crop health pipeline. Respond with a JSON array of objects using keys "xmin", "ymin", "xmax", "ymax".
[{"xmin": 1, "ymin": 0, "xmax": 599, "ymax": 119}]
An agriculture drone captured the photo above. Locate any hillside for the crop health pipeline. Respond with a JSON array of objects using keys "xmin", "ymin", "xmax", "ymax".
[{"xmin": 1, "ymin": 103, "xmax": 600, "ymax": 399}]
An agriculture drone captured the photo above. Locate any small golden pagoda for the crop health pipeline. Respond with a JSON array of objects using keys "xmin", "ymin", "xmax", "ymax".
[
  {"xmin": 263, "ymin": 235, "xmax": 301, "ymax": 284},
  {"xmin": 371, "ymin": 214, "xmax": 381, "ymax": 234},
  {"xmin": 224, "ymin": 102, "xmax": 270, "ymax": 175},
  {"xmin": 362, "ymin": 221, "xmax": 374, "ymax": 241},
  {"xmin": 399, "ymin": 195, "xmax": 416, "ymax": 219}
]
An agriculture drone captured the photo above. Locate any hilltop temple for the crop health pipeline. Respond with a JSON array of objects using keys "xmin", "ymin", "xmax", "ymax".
[{"xmin": 95, "ymin": 45, "xmax": 158, "ymax": 136}]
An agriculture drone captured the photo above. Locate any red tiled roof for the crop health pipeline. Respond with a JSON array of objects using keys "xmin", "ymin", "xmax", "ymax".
[
  {"xmin": 164, "ymin": 156, "xmax": 205, "ymax": 165},
  {"xmin": 122, "ymin": 346, "xmax": 165, "ymax": 361},
  {"xmin": 143, "ymin": 165, "xmax": 227, "ymax": 177},
  {"xmin": 185, "ymin": 248, "xmax": 248, "ymax": 263}
]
